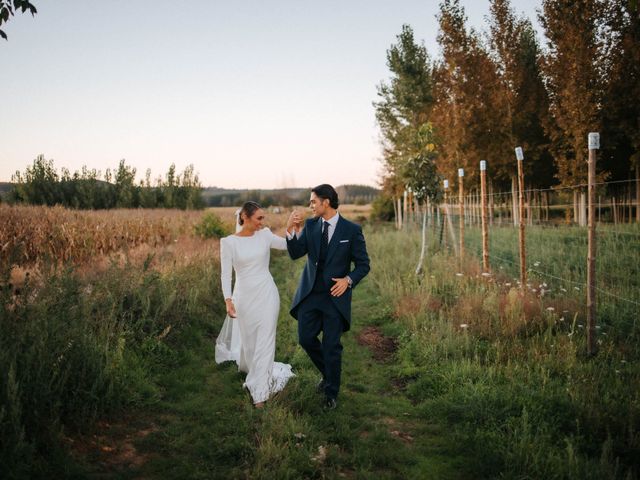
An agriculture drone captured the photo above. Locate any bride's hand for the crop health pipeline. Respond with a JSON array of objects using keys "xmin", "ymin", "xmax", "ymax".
[
  {"xmin": 286, "ymin": 210, "xmax": 302, "ymax": 234},
  {"xmin": 225, "ymin": 299, "xmax": 237, "ymax": 318}
]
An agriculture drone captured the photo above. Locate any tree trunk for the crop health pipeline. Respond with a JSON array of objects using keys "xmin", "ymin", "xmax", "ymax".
[
  {"xmin": 415, "ymin": 205, "xmax": 428, "ymax": 276},
  {"xmin": 393, "ymin": 196, "xmax": 399, "ymax": 229}
]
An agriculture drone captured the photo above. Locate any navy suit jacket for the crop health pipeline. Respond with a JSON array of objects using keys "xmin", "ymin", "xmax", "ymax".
[{"xmin": 287, "ymin": 215, "xmax": 370, "ymax": 331}]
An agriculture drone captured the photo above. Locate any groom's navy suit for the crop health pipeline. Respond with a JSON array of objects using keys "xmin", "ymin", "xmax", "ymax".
[{"xmin": 287, "ymin": 215, "xmax": 370, "ymax": 401}]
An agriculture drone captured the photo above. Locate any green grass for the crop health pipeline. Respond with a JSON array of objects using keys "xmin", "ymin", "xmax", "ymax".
[
  {"xmin": 77, "ymin": 250, "xmax": 469, "ymax": 479},
  {"xmin": 3, "ymin": 222, "xmax": 638, "ymax": 479},
  {"xmin": 369, "ymin": 225, "xmax": 640, "ymax": 479}
]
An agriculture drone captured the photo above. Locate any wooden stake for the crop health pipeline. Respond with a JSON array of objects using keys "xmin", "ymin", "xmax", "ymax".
[
  {"xmin": 515, "ymin": 148, "xmax": 526, "ymax": 289},
  {"xmin": 443, "ymin": 180, "xmax": 449, "ymax": 250},
  {"xmin": 458, "ymin": 169, "xmax": 465, "ymax": 260},
  {"xmin": 480, "ymin": 161, "xmax": 489, "ymax": 273},
  {"xmin": 587, "ymin": 133, "xmax": 599, "ymax": 356}
]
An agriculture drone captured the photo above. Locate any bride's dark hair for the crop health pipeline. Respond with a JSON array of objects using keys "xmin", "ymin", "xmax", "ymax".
[{"xmin": 238, "ymin": 201, "xmax": 262, "ymax": 225}]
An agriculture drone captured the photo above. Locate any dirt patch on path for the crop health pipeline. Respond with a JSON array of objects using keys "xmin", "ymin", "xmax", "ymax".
[
  {"xmin": 66, "ymin": 415, "xmax": 162, "ymax": 475},
  {"xmin": 356, "ymin": 326, "xmax": 398, "ymax": 362}
]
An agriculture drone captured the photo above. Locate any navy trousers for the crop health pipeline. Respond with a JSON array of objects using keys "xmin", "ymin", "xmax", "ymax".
[{"xmin": 297, "ymin": 291, "xmax": 344, "ymax": 400}]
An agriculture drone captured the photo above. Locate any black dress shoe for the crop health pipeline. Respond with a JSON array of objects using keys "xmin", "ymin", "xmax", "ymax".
[{"xmin": 323, "ymin": 397, "xmax": 337, "ymax": 410}]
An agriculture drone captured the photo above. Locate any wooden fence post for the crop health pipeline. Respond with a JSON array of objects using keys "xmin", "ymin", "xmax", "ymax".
[
  {"xmin": 587, "ymin": 132, "xmax": 599, "ymax": 356},
  {"xmin": 515, "ymin": 147, "xmax": 527, "ymax": 289},
  {"xmin": 458, "ymin": 168, "xmax": 465, "ymax": 260},
  {"xmin": 443, "ymin": 179, "xmax": 449, "ymax": 250},
  {"xmin": 480, "ymin": 160, "xmax": 489, "ymax": 273}
]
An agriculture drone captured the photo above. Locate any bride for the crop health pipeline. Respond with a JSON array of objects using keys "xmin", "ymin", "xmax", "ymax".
[{"xmin": 215, "ymin": 201, "xmax": 296, "ymax": 408}]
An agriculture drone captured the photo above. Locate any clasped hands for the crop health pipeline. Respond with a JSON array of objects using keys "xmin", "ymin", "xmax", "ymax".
[{"xmin": 286, "ymin": 210, "xmax": 303, "ymax": 235}]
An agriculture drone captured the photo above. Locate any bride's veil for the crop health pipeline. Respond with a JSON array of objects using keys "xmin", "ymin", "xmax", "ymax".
[{"xmin": 214, "ymin": 207, "xmax": 243, "ymax": 364}]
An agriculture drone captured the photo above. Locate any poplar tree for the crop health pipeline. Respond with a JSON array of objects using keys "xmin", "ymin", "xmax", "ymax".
[
  {"xmin": 432, "ymin": 0, "xmax": 501, "ymax": 188},
  {"xmin": 539, "ymin": 0, "xmax": 608, "ymax": 190},
  {"xmin": 602, "ymin": 0, "xmax": 640, "ymax": 207},
  {"xmin": 374, "ymin": 24, "xmax": 434, "ymax": 226},
  {"xmin": 487, "ymin": 0, "xmax": 554, "ymax": 188}
]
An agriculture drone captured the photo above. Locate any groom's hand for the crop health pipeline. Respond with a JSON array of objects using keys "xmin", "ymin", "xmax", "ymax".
[
  {"xmin": 330, "ymin": 277, "xmax": 350, "ymax": 297},
  {"xmin": 286, "ymin": 210, "xmax": 303, "ymax": 235}
]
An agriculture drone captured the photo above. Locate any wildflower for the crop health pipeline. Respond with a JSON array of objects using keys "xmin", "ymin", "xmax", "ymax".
[
  {"xmin": 505, "ymin": 282, "xmax": 511, "ymax": 287},
  {"xmin": 574, "ymin": 286, "xmax": 580, "ymax": 291},
  {"xmin": 559, "ymin": 317, "xmax": 565, "ymax": 321},
  {"xmin": 560, "ymin": 287, "xmax": 567, "ymax": 292},
  {"xmin": 311, "ymin": 446, "xmax": 328, "ymax": 463},
  {"xmin": 460, "ymin": 324, "xmax": 469, "ymax": 329},
  {"xmin": 456, "ymin": 273, "xmax": 463, "ymax": 277},
  {"xmin": 534, "ymin": 261, "xmax": 540, "ymax": 267},
  {"xmin": 531, "ymin": 288, "xmax": 537, "ymax": 293},
  {"xmin": 481, "ymin": 272, "xmax": 491, "ymax": 277},
  {"xmin": 546, "ymin": 307, "xmax": 555, "ymax": 312}
]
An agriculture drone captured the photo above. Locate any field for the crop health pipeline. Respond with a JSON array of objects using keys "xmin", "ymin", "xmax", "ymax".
[{"xmin": 0, "ymin": 204, "xmax": 638, "ymax": 479}]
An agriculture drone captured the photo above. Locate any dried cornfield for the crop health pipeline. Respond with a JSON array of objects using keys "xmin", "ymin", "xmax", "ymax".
[{"xmin": 0, "ymin": 205, "xmax": 204, "ymax": 271}]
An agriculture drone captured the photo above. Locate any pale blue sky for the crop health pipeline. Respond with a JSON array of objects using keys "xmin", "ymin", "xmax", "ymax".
[{"xmin": 1, "ymin": 1, "xmax": 540, "ymax": 189}]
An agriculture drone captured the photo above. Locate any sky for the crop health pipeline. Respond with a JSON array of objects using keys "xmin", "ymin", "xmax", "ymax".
[{"xmin": 1, "ymin": 1, "xmax": 541, "ymax": 189}]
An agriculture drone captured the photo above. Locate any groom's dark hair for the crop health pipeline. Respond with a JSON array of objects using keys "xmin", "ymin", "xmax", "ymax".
[{"xmin": 312, "ymin": 184, "xmax": 339, "ymax": 209}]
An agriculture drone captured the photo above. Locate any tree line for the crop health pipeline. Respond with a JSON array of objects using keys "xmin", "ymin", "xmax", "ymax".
[
  {"xmin": 375, "ymin": 0, "xmax": 639, "ymax": 221},
  {"xmin": 204, "ymin": 185, "xmax": 379, "ymax": 208},
  {"xmin": 7, "ymin": 155, "xmax": 204, "ymax": 210}
]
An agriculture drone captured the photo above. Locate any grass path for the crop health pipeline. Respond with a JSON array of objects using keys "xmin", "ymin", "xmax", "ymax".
[{"xmin": 77, "ymin": 252, "xmax": 470, "ymax": 479}]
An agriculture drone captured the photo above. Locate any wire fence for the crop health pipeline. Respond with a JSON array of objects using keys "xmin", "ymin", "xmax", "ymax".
[{"xmin": 394, "ymin": 174, "xmax": 639, "ymax": 342}]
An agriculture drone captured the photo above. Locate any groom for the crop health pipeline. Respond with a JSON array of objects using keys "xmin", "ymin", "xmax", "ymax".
[{"xmin": 286, "ymin": 184, "xmax": 370, "ymax": 409}]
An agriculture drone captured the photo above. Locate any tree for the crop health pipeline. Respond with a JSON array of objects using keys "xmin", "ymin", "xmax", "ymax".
[
  {"xmin": 0, "ymin": 0, "xmax": 37, "ymax": 40},
  {"xmin": 374, "ymin": 24, "xmax": 435, "ymax": 228},
  {"xmin": 539, "ymin": 0, "xmax": 608, "ymax": 188},
  {"xmin": 11, "ymin": 155, "xmax": 59, "ymax": 205},
  {"xmin": 487, "ymin": 0, "xmax": 555, "ymax": 188},
  {"xmin": 114, "ymin": 159, "xmax": 137, "ymax": 208},
  {"xmin": 400, "ymin": 125, "xmax": 443, "ymax": 275},
  {"xmin": 432, "ymin": 0, "xmax": 503, "ymax": 189},
  {"xmin": 601, "ymin": 0, "xmax": 640, "ymax": 218}
]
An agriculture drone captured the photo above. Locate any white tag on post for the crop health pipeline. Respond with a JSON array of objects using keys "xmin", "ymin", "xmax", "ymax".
[
  {"xmin": 480, "ymin": 160, "xmax": 487, "ymax": 171},
  {"xmin": 588, "ymin": 132, "xmax": 600, "ymax": 150},
  {"xmin": 458, "ymin": 168, "xmax": 464, "ymax": 178},
  {"xmin": 443, "ymin": 179, "xmax": 449, "ymax": 189},
  {"xmin": 515, "ymin": 147, "xmax": 524, "ymax": 161}
]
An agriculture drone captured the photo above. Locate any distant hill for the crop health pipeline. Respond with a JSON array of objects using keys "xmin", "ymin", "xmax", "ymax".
[
  {"xmin": 202, "ymin": 184, "xmax": 379, "ymax": 207},
  {"xmin": 0, "ymin": 182, "xmax": 379, "ymax": 207}
]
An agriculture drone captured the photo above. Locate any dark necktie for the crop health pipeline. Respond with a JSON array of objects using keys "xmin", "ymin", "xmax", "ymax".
[{"xmin": 319, "ymin": 220, "xmax": 329, "ymax": 262}]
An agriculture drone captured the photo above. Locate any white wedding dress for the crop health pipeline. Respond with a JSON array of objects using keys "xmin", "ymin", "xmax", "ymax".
[{"xmin": 215, "ymin": 227, "xmax": 294, "ymax": 403}]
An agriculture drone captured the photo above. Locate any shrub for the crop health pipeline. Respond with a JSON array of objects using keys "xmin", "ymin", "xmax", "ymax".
[{"xmin": 194, "ymin": 212, "xmax": 232, "ymax": 238}]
